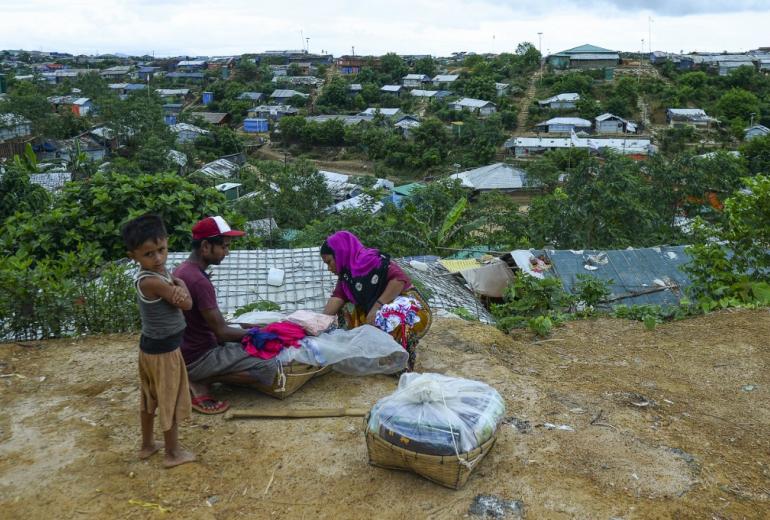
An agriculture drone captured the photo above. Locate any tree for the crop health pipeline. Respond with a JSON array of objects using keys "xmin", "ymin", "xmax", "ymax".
[
  {"xmin": 234, "ymin": 57, "xmax": 258, "ymax": 82},
  {"xmin": 715, "ymin": 88, "xmax": 761, "ymax": 123},
  {"xmin": 463, "ymin": 75, "xmax": 497, "ymax": 101},
  {"xmin": 380, "ymin": 53, "xmax": 408, "ymax": 84},
  {"xmin": 515, "ymin": 42, "xmax": 541, "ymax": 70},
  {"xmin": 242, "ymin": 160, "xmax": 333, "ymax": 229},
  {"xmin": 316, "ymin": 76, "xmax": 350, "ymax": 109},
  {"xmin": 0, "ymin": 163, "xmax": 50, "ymax": 224},
  {"xmin": 135, "ymin": 134, "xmax": 172, "ymax": 173},
  {"xmin": 0, "ymin": 172, "xmax": 229, "ymax": 261},
  {"xmin": 413, "ymin": 56, "xmax": 437, "ymax": 77},
  {"xmin": 685, "ymin": 175, "xmax": 770, "ymax": 305},
  {"xmin": 527, "ymin": 153, "xmax": 663, "ymax": 249},
  {"xmin": 740, "ymin": 134, "xmax": 770, "ymax": 175},
  {"xmin": 576, "ymin": 96, "xmax": 602, "ymax": 120}
]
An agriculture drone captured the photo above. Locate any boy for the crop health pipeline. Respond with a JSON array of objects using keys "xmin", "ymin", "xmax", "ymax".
[{"xmin": 122, "ymin": 214, "xmax": 196, "ymax": 468}]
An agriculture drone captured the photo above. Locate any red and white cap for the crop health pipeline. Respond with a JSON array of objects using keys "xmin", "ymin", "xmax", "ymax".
[{"xmin": 192, "ymin": 216, "xmax": 245, "ymax": 240}]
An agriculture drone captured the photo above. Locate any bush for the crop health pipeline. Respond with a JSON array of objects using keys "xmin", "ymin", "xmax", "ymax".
[{"xmin": 0, "ymin": 247, "xmax": 139, "ymax": 341}]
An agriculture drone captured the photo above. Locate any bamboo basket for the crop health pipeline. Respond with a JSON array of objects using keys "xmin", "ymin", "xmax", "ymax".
[
  {"xmin": 252, "ymin": 362, "xmax": 331, "ymax": 400},
  {"xmin": 364, "ymin": 415, "xmax": 497, "ymax": 489}
]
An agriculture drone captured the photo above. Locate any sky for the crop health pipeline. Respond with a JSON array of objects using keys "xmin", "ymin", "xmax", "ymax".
[{"xmin": 0, "ymin": 0, "xmax": 769, "ymax": 57}]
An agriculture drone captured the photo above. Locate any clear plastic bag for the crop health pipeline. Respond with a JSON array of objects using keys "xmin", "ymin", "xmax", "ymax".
[
  {"xmin": 367, "ymin": 373, "xmax": 505, "ymax": 454},
  {"xmin": 276, "ymin": 324, "xmax": 408, "ymax": 375}
]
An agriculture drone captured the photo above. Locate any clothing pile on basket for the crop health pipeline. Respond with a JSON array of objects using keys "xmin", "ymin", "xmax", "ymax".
[{"xmin": 236, "ymin": 310, "xmax": 408, "ymax": 375}]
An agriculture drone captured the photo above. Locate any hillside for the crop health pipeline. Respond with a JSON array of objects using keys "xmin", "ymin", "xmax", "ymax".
[{"xmin": 1, "ymin": 310, "xmax": 769, "ymax": 519}]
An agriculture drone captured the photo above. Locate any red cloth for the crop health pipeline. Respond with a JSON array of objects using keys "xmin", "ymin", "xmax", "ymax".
[
  {"xmin": 243, "ymin": 321, "xmax": 306, "ymax": 360},
  {"xmin": 332, "ymin": 262, "xmax": 412, "ymax": 302}
]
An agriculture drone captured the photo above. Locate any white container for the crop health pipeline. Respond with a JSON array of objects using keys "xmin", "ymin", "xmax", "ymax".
[{"xmin": 267, "ymin": 267, "xmax": 285, "ymax": 287}]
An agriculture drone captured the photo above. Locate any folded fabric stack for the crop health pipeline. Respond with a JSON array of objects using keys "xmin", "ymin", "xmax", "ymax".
[
  {"xmin": 368, "ymin": 373, "xmax": 505, "ymax": 455},
  {"xmin": 241, "ymin": 322, "xmax": 306, "ymax": 360},
  {"xmin": 285, "ymin": 310, "xmax": 337, "ymax": 336}
]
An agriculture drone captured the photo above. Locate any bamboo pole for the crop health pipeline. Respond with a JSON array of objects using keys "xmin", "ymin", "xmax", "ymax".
[{"xmin": 225, "ymin": 407, "xmax": 369, "ymax": 420}]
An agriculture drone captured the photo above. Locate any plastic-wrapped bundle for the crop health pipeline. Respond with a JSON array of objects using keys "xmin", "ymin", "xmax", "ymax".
[
  {"xmin": 276, "ymin": 324, "xmax": 408, "ymax": 375},
  {"xmin": 367, "ymin": 373, "xmax": 505, "ymax": 455}
]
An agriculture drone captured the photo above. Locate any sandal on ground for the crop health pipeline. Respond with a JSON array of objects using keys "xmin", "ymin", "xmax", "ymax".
[{"xmin": 190, "ymin": 395, "xmax": 230, "ymax": 415}]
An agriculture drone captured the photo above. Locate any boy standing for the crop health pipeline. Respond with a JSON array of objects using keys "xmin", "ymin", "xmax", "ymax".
[{"xmin": 122, "ymin": 214, "xmax": 196, "ymax": 468}]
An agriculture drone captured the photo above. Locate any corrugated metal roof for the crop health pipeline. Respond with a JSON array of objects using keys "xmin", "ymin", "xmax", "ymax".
[
  {"xmin": 359, "ymin": 107, "xmax": 401, "ymax": 117},
  {"xmin": 381, "ymin": 85, "xmax": 403, "ymax": 92},
  {"xmin": 538, "ymin": 117, "xmax": 592, "ymax": 127},
  {"xmin": 439, "ymin": 258, "xmax": 482, "ymax": 273},
  {"xmin": 410, "ymin": 89, "xmax": 438, "ymax": 97},
  {"xmin": 325, "ymin": 194, "xmax": 383, "ymax": 214},
  {"xmin": 432, "ymin": 74, "xmax": 459, "ymax": 82},
  {"xmin": 538, "ymin": 92, "xmax": 580, "ymax": 105},
  {"xmin": 392, "ymin": 182, "xmax": 424, "ymax": 196},
  {"xmin": 196, "ymin": 158, "xmax": 239, "ymax": 179},
  {"xmin": 559, "ymin": 44, "xmax": 617, "ymax": 54},
  {"xmin": 191, "ymin": 112, "xmax": 229, "ymax": 124},
  {"xmin": 403, "ymin": 74, "xmax": 429, "ymax": 80},
  {"xmin": 506, "ymin": 136, "xmax": 651, "ymax": 154},
  {"xmin": 155, "ymin": 88, "xmax": 190, "ymax": 96},
  {"xmin": 541, "ymin": 246, "xmax": 692, "ymax": 307},
  {"xmin": 570, "ymin": 53, "xmax": 620, "ymax": 61},
  {"xmin": 0, "ymin": 113, "xmax": 31, "ymax": 127},
  {"xmin": 270, "ymin": 89, "xmax": 309, "ymax": 98},
  {"xmin": 452, "ymin": 97, "xmax": 495, "ymax": 108},
  {"xmin": 237, "ymin": 92, "xmax": 264, "ymax": 100},
  {"xmin": 450, "ymin": 162, "xmax": 528, "ymax": 190},
  {"xmin": 398, "ymin": 256, "xmax": 495, "ymax": 323},
  {"xmin": 169, "ymin": 122, "xmax": 209, "ymax": 135}
]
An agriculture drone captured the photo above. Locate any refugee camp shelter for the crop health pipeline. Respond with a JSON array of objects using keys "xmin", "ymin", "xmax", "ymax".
[
  {"xmin": 449, "ymin": 163, "xmax": 530, "ymax": 192},
  {"xmin": 164, "ymin": 248, "xmax": 493, "ymax": 321},
  {"xmin": 509, "ymin": 246, "xmax": 692, "ymax": 307}
]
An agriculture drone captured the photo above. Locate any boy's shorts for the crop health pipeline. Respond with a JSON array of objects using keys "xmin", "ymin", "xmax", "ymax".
[{"xmin": 138, "ymin": 348, "xmax": 191, "ymax": 432}]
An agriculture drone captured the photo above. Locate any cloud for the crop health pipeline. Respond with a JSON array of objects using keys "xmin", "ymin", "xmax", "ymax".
[
  {"xmin": 595, "ymin": 0, "xmax": 770, "ymax": 16},
  {"xmin": 0, "ymin": 0, "xmax": 769, "ymax": 56}
]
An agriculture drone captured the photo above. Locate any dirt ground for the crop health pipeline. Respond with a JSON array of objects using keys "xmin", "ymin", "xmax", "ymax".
[{"xmin": 1, "ymin": 309, "xmax": 769, "ymax": 519}]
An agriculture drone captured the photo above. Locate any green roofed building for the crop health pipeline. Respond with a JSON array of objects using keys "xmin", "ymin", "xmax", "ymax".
[{"xmin": 547, "ymin": 44, "xmax": 620, "ymax": 70}]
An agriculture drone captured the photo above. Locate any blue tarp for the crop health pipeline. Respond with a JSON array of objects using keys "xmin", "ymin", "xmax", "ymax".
[{"xmin": 543, "ymin": 245, "xmax": 692, "ymax": 307}]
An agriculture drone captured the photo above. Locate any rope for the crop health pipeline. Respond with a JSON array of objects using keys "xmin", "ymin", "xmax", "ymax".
[
  {"xmin": 275, "ymin": 361, "xmax": 287, "ymax": 393},
  {"xmin": 438, "ymin": 385, "xmax": 473, "ymax": 470}
]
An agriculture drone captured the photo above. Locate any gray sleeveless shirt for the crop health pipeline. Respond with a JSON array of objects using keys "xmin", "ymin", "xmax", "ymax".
[{"xmin": 135, "ymin": 269, "xmax": 187, "ymax": 340}]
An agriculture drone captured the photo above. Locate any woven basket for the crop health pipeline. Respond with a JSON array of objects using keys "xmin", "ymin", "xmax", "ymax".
[
  {"xmin": 252, "ymin": 362, "xmax": 331, "ymax": 400},
  {"xmin": 364, "ymin": 415, "xmax": 497, "ymax": 489}
]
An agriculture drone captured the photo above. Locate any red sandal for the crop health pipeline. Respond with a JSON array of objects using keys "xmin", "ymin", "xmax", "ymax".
[{"xmin": 191, "ymin": 395, "xmax": 230, "ymax": 415}]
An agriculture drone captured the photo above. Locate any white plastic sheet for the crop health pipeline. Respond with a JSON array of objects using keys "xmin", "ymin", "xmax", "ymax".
[
  {"xmin": 276, "ymin": 324, "xmax": 408, "ymax": 375},
  {"xmin": 367, "ymin": 373, "xmax": 505, "ymax": 454}
]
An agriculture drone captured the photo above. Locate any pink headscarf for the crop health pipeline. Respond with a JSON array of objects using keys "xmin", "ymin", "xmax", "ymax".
[
  {"xmin": 325, "ymin": 231, "xmax": 383, "ymax": 277},
  {"xmin": 325, "ymin": 231, "xmax": 384, "ymax": 304}
]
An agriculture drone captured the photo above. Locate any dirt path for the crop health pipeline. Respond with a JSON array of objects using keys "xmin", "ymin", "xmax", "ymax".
[
  {"xmin": 515, "ymin": 69, "xmax": 542, "ymax": 133},
  {"xmin": 254, "ymin": 143, "xmax": 377, "ymax": 177},
  {"xmin": 1, "ymin": 310, "xmax": 769, "ymax": 519}
]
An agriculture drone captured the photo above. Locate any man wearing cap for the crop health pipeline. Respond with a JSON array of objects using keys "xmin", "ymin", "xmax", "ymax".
[{"xmin": 174, "ymin": 216, "xmax": 277, "ymax": 414}]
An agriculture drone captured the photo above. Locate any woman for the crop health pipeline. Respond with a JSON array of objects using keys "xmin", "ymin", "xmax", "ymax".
[{"xmin": 320, "ymin": 231, "xmax": 431, "ymax": 371}]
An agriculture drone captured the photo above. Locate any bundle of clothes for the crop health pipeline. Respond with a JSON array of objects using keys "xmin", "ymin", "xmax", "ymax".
[
  {"xmin": 238, "ymin": 310, "xmax": 408, "ymax": 375},
  {"xmin": 367, "ymin": 373, "xmax": 505, "ymax": 455}
]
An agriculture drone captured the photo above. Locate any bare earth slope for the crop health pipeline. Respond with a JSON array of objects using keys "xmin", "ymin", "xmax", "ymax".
[{"xmin": 1, "ymin": 309, "xmax": 768, "ymax": 519}]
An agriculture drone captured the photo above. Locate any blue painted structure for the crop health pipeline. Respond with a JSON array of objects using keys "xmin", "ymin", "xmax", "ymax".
[
  {"xmin": 164, "ymin": 114, "xmax": 177, "ymax": 125},
  {"xmin": 243, "ymin": 118, "xmax": 268, "ymax": 133},
  {"xmin": 202, "ymin": 91, "xmax": 214, "ymax": 105},
  {"xmin": 540, "ymin": 245, "xmax": 692, "ymax": 307}
]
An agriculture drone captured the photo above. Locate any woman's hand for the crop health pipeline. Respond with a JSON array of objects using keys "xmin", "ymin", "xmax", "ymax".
[{"xmin": 366, "ymin": 301, "xmax": 384, "ymax": 325}]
